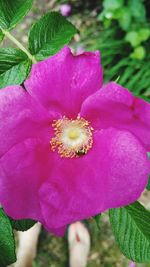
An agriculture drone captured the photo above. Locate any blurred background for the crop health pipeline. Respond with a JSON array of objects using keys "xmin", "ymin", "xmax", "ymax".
[
  {"xmin": 4, "ymin": 0, "xmax": 150, "ymax": 100},
  {"xmin": 3, "ymin": 0, "xmax": 150, "ymax": 266}
]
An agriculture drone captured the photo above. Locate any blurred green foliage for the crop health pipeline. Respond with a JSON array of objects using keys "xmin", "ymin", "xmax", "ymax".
[
  {"xmin": 78, "ymin": 0, "xmax": 150, "ymax": 97},
  {"xmin": 98, "ymin": 0, "xmax": 150, "ymax": 60}
]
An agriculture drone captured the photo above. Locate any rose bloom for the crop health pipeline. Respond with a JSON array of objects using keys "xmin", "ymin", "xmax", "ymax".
[{"xmin": 0, "ymin": 46, "xmax": 150, "ymax": 236}]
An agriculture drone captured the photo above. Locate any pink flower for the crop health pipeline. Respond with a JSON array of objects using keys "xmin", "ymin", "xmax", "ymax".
[
  {"xmin": 0, "ymin": 46, "xmax": 150, "ymax": 236},
  {"xmin": 60, "ymin": 4, "xmax": 72, "ymax": 17}
]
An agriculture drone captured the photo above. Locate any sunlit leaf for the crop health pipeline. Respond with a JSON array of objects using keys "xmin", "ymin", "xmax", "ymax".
[
  {"xmin": 109, "ymin": 202, "xmax": 150, "ymax": 262},
  {"xmin": 0, "ymin": 48, "xmax": 32, "ymax": 89},
  {"xmin": 29, "ymin": 12, "xmax": 77, "ymax": 61},
  {"xmin": 0, "ymin": 0, "xmax": 33, "ymax": 30}
]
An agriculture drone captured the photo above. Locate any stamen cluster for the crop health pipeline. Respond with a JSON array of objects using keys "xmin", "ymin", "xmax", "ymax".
[{"xmin": 50, "ymin": 116, "xmax": 93, "ymax": 158}]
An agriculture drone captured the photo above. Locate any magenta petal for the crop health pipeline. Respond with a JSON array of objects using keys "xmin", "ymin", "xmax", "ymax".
[
  {"xmin": 25, "ymin": 46, "xmax": 103, "ymax": 117},
  {"xmin": 0, "ymin": 85, "xmax": 54, "ymax": 158},
  {"xmin": 0, "ymin": 138, "xmax": 52, "ymax": 223},
  {"xmin": 81, "ymin": 82, "xmax": 150, "ymax": 151},
  {"xmin": 45, "ymin": 225, "xmax": 66, "ymax": 236},
  {"xmin": 39, "ymin": 128, "xmax": 149, "ymax": 231}
]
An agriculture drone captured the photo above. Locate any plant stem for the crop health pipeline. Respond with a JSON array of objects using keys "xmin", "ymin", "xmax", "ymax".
[{"xmin": 1, "ymin": 28, "xmax": 37, "ymax": 64}]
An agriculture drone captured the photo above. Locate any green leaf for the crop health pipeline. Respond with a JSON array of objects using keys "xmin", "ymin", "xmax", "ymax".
[
  {"xmin": 0, "ymin": 30, "xmax": 4, "ymax": 42},
  {"xmin": 29, "ymin": 12, "xmax": 77, "ymax": 61},
  {"xmin": 0, "ymin": 0, "xmax": 33, "ymax": 30},
  {"xmin": 109, "ymin": 202, "xmax": 150, "ymax": 262},
  {"xmin": 9, "ymin": 218, "xmax": 37, "ymax": 231},
  {"xmin": 114, "ymin": 75, "xmax": 120, "ymax": 83},
  {"xmin": 128, "ymin": 0, "xmax": 146, "ymax": 22},
  {"xmin": 146, "ymin": 177, "xmax": 150, "ymax": 190},
  {"xmin": 93, "ymin": 214, "xmax": 101, "ymax": 230},
  {"xmin": 125, "ymin": 31, "xmax": 141, "ymax": 47},
  {"xmin": 138, "ymin": 29, "xmax": 150, "ymax": 42},
  {"xmin": 103, "ymin": 0, "xmax": 124, "ymax": 10},
  {"xmin": 118, "ymin": 7, "xmax": 131, "ymax": 31},
  {"xmin": 0, "ymin": 208, "xmax": 16, "ymax": 266},
  {"xmin": 130, "ymin": 46, "xmax": 146, "ymax": 60},
  {"xmin": 0, "ymin": 48, "xmax": 32, "ymax": 89}
]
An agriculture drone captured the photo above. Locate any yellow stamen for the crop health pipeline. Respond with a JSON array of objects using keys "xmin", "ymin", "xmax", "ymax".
[{"xmin": 50, "ymin": 116, "xmax": 93, "ymax": 158}]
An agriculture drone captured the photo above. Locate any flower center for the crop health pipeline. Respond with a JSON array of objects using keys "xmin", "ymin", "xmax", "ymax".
[
  {"xmin": 68, "ymin": 129, "xmax": 80, "ymax": 140},
  {"xmin": 50, "ymin": 116, "xmax": 93, "ymax": 158}
]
